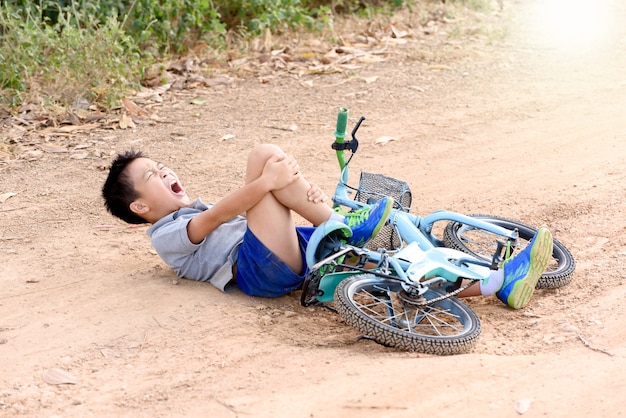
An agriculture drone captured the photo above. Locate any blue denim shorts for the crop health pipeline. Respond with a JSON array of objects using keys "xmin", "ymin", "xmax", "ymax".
[{"xmin": 236, "ymin": 226, "xmax": 315, "ymax": 297}]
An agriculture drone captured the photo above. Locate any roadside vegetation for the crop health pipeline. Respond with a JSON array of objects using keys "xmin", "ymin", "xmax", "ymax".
[{"xmin": 0, "ymin": 0, "xmax": 490, "ymax": 110}]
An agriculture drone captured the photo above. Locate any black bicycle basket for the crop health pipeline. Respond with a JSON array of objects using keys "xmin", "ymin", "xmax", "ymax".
[{"xmin": 354, "ymin": 172, "xmax": 412, "ymax": 251}]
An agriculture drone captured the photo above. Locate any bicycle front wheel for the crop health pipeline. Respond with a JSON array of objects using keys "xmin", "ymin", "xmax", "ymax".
[
  {"xmin": 335, "ymin": 274, "xmax": 481, "ymax": 355},
  {"xmin": 443, "ymin": 214, "xmax": 576, "ymax": 289}
]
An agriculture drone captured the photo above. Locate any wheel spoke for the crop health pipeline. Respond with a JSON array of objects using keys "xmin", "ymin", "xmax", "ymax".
[
  {"xmin": 459, "ymin": 227, "xmax": 562, "ymax": 273},
  {"xmin": 444, "ymin": 214, "xmax": 576, "ymax": 291},
  {"xmin": 457, "ymin": 227, "xmax": 500, "ymax": 255},
  {"xmin": 350, "ymin": 286, "xmax": 467, "ymax": 337},
  {"xmin": 336, "ymin": 274, "xmax": 481, "ymax": 354},
  {"xmin": 412, "ymin": 306, "xmax": 465, "ymax": 336}
]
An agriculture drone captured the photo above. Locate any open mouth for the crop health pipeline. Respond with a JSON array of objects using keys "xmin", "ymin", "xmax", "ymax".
[{"xmin": 169, "ymin": 179, "xmax": 186, "ymax": 196}]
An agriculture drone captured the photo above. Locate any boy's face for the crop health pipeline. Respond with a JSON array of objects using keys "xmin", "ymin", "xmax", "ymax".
[{"xmin": 126, "ymin": 157, "xmax": 191, "ymax": 223}]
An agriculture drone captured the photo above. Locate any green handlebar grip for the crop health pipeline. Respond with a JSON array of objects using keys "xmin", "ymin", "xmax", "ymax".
[{"xmin": 334, "ymin": 107, "xmax": 348, "ymax": 141}]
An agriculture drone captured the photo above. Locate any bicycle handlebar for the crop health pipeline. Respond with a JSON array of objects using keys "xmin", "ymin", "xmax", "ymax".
[
  {"xmin": 334, "ymin": 107, "xmax": 349, "ymax": 170},
  {"xmin": 333, "ymin": 107, "xmax": 364, "ymax": 171},
  {"xmin": 334, "ymin": 107, "xmax": 348, "ymax": 141}
]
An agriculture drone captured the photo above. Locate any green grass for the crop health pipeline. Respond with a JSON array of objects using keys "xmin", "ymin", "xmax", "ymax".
[
  {"xmin": 0, "ymin": 2, "xmax": 145, "ymax": 108},
  {"xmin": 0, "ymin": 0, "xmax": 414, "ymax": 109}
]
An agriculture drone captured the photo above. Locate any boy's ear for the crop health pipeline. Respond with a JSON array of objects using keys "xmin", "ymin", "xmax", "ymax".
[{"xmin": 130, "ymin": 200, "xmax": 149, "ymax": 215}]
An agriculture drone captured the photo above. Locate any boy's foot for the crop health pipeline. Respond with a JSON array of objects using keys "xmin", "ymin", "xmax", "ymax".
[
  {"xmin": 343, "ymin": 197, "xmax": 393, "ymax": 247},
  {"xmin": 496, "ymin": 227, "xmax": 553, "ymax": 309}
]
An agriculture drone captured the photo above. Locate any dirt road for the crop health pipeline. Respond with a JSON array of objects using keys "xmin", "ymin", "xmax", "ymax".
[{"xmin": 1, "ymin": 0, "xmax": 625, "ymax": 416}]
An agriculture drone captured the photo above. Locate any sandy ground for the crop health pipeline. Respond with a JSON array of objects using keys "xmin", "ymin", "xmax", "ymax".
[{"xmin": 1, "ymin": 0, "xmax": 626, "ymax": 416}]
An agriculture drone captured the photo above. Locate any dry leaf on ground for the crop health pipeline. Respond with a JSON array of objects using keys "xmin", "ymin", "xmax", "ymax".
[
  {"xmin": 42, "ymin": 368, "xmax": 79, "ymax": 385},
  {"xmin": 0, "ymin": 192, "xmax": 18, "ymax": 203}
]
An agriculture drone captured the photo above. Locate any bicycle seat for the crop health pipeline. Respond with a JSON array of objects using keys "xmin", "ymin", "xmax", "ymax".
[{"xmin": 404, "ymin": 246, "xmax": 491, "ymax": 283}]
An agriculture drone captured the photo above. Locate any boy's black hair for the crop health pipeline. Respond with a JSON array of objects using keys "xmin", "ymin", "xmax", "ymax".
[{"xmin": 102, "ymin": 150, "xmax": 148, "ymax": 224}]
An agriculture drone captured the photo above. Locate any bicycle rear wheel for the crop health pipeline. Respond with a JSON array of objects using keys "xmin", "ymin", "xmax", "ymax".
[
  {"xmin": 443, "ymin": 214, "xmax": 575, "ymax": 289},
  {"xmin": 335, "ymin": 274, "xmax": 481, "ymax": 355}
]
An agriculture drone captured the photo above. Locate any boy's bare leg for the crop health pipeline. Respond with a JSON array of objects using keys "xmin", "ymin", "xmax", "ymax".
[
  {"xmin": 458, "ymin": 281, "xmax": 482, "ymax": 297},
  {"xmin": 244, "ymin": 144, "xmax": 333, "ymax": 274}
]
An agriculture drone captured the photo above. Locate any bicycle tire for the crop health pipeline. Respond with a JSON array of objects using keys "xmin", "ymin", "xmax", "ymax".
[
  {"xmin": 335, "ymin": 274, "xmax": 481, "ymax": 355},
  {"xmin": 443, "ymin": 214, "xmax": 575, "ymax": 289}
]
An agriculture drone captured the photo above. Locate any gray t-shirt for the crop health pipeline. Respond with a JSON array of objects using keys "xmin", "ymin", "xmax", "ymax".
[{"xmin": 146, "ymin": 198, "xmax": 247, "ymax": 291}]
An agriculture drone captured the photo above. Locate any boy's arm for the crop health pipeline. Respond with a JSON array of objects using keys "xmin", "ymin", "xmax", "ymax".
[{"xmin": 186, "ymin": 154, "xmax": 299, "ymax": 244}]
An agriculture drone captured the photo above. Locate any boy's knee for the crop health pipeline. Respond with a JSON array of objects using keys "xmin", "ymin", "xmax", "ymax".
[
  {"xmin": 249, "ymin": 144, "xmax": 286, "ymax": 162},
  {"xmin": 245, "ymin": 144, "xmax": 288, "ymax": 181}
]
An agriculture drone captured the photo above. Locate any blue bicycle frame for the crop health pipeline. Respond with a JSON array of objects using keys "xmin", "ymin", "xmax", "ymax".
[
  {"xmin": 332, "ymin": 107, "xmax": 519, "ymax": 252},
  {"xmin": 304, "ymin": 108, "xmax": 524, "ymax": 303}
]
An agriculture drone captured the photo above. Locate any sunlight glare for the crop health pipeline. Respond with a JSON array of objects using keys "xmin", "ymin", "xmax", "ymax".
[{"xmin": 533, "ymin": 0, "xmax": 612, "ymax": 52}]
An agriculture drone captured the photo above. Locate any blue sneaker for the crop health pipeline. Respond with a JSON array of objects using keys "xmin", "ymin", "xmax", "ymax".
[
  {"xmin": 496, "ymin": 227, "xmax": 553, "ymax": 309},
  {"xmin": 342, "ymin": 197, "xmax": 393, "ymax": 247}
]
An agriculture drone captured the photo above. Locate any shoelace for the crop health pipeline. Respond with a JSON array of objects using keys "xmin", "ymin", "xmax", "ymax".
[{"xmin": 344, "ymin": 207, "xmax": 371, "ymax": 227}]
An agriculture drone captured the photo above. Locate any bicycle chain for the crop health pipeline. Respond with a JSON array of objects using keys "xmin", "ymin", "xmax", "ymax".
[{"xmin": 405, "ymin": 280, "xmax": 479, "ymax": 307}]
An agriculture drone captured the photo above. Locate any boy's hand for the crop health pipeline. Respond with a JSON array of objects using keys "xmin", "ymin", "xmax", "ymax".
[
  {"xmin": 307, "ymin": 183, "xmax": 328, "ymax": 203},
  {"xmin": 262, "ymin": 154, "xmax": 301, "ymax": 190}
]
